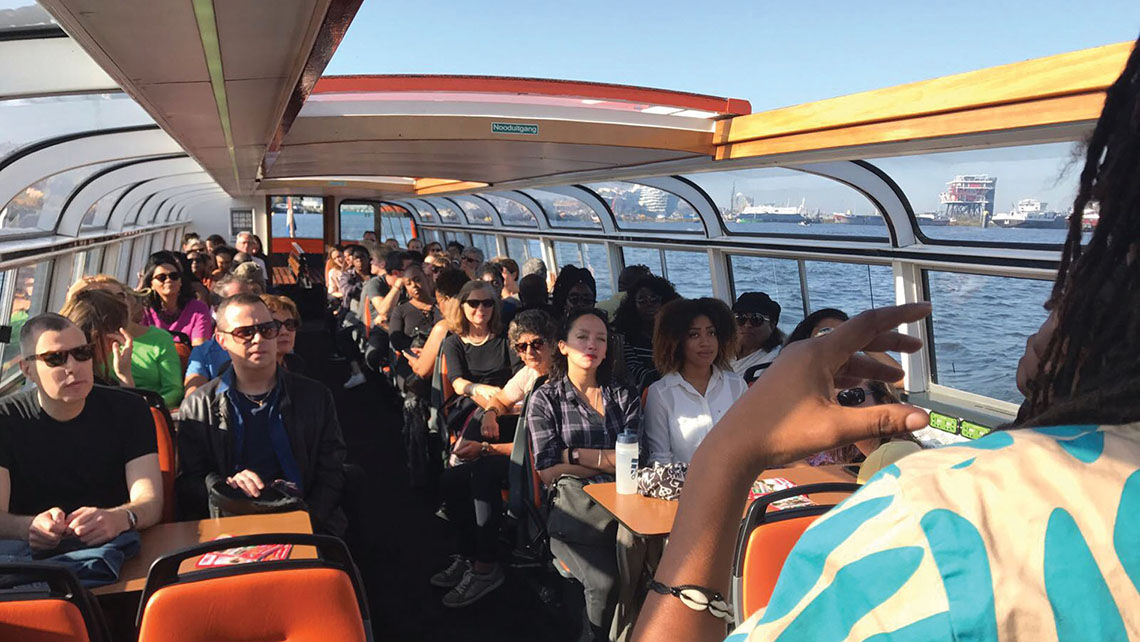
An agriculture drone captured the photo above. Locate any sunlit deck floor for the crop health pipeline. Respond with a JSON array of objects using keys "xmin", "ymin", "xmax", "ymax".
[{"xmin": 296, "ymin": 324, "xmax": 578, "ymax": 641}]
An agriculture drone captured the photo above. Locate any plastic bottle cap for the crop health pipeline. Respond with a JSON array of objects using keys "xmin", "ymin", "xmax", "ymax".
[{"xmin": 617, "ymin": 432, "xmax": 638, "ymax": 444}]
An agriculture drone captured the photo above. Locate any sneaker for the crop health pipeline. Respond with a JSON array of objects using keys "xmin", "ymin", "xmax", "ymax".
[
  {"xmin": 429, "ymin": 555, "xmax": 470, "ymax": 588},
  {"xmin": 442, "ymin": 565, "xmax": 505, "ymax": 608},
  {"xmin": 343, "ymin": 371, "xmax": 367, "ymax": 389}
]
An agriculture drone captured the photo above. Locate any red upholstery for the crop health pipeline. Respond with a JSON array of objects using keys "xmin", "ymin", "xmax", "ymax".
[
  {"xmin": 173, "ymin": 342, "xmax": 192, "ymax": 376},
  {"xmin": 149, "ymin": 408, "xmax": 176, "ymax": 523},
  {"xmin": 739, "ymin": 514, "xmax": 821, "ymax": 618},
  {"xmin": 137, "ymin": 567, "xmax": 366, "ymax": 642},
  {"xmin": 0, "ymin": 599, "xmax": 91, "ymax": 642}
]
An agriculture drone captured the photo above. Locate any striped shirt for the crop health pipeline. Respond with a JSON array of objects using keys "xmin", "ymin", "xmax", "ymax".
[{"xmin": 728, "ymin": 422, "xmax": 1140, "ymax": 641}]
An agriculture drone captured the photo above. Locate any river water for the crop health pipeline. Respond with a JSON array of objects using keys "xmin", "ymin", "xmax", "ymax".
[{"xmin": 280, "ymin": 212, "xmax": 1055, "ymax": 405}]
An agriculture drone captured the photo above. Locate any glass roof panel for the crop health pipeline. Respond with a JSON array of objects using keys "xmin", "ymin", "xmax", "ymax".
[
  {"xmin": 82, "ymin": 184, "xmax": 129, "ymax": 230},
  {"xmin": 584, "ymin": 181, "xmax": 701, "ymax": 232},
  {"xmin": 451, "ymin": 196, "xmax": 494, "ymax": 225},
  {"xmin": 683, "ymin": 167, "xmax": 888, "ymax": 240},
  {"xmin": 0, "ymin": 2, "xmax": 55, "ymax": 32},
  {"xmin": 481, "ymin": 193, "xmax": 537, "ymax": 227},
  {"xmin": 425, "ymin": 198, "xmax": 463, "ymax": 224},
  {"xmin": 1, "ymin": 161, "xmax": 118, "ymax": 235},
  {"xmin": 0, "ymin": 93, "xmax": 151, "ymax": 162},
  {"xmin": 404, "ymin": 199, "xmax": 435, "ymax": 222},
  {"xmin": 869, "ymin": 142, "xmax": 1083, "ymax": 245},
  {"xmin": 522, "ymin": 188, "xmax": 600, "ymax": 228}
]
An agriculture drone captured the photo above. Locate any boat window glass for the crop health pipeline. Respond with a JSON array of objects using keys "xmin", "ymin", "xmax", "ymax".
[
  {"xmin": 405, "ymin": 200, "xmax": 435, "ymax": 222},
  {"xmin": 522, "ymin": 189, "xmax": 600, "ymax": 229},
  {"xmin": 0, "ymin": 2, "xmax": 56, "ymax": 32},
  {"xmin": 662, "ymin": 250, "xmax": 710, "ymax": 299},
  {"xmin": 451, "ymin": 196, "xmax": 494, "ymax": 226},
  {"xmin": 0, "ymin": 94, "xmax": 149, "ymax": 164},
  {"xmin": 0, "ymin": 262, "xmax": 49, "ymax": 383},
  {"xmin": 426, "ymin": 199, "xmax": 462, "ymax": 224},
  {"xmin": 339, "ymin": 202, "xmax": 374, "ymax": 242},
  {"xmin": 506, "ymin": 237, "xmax": 530, "ymax": 262},
  {"xmin": 927, "ymin": 270, "xmax": 1052, "ymax": 404},
  {"xmin": 81, "ymin": 184, "xmax": 126, "ymax": 230},
  {"xmin": 581, "ymin": 182, "xmax": 702, "ymax": 232},
  {"xmin": 728, "ymin": 255, "xmax": 806, "ymax": 333},
  {"xmin": 116, "ymin": 238, "xmax": 133, "ymax": 283},
  {"xmin": 870, "ymin": 142, "xmax": 1082, "ymax": 245},
  {"xmin": 470, "ymin": 233, "xmax": 496, "ymax": 261},
  {"xmin": 553, "ymin": 241, "xmax": 613, "ymax": 300},
  {"xmin": 1, "ymin": 161, "xmax": 118, "ymax": 235},
  {"xmin": 621, "ymin": 247, "xmax": 663, "ymax": 276},
  {"xmin": 803, "ymin": 260, "xmax": 894, "ymax": 319},
  {"xmin": 84, "ymin": 246, "xmax": 104, "ymax": 275},
  {"xmin": 683, "ymin": 167, "xmax": 889, "ymax": 239},
  {"xmin": 379, "ymin": 203, "xmax": 412, "ymax": 246},
  {"xmin": 270, "ymin": 196, "xmax": 323, "ymax": 251},
  {"xmin": 481, "ymin": 194, "xmax": 537, "ymax": 227}
]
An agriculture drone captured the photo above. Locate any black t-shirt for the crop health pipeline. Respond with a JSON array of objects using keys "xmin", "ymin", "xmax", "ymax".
[
  {"xmin": 389, "ymin": 302, "xmax": 441, "ymax": 351},
  {"xmin": 0, "ymin": 386, "xmax": 157, "ymax": 516},
  {"xmin": 441, "ymin": 333, "xmax": 516, "ymax": 388}
]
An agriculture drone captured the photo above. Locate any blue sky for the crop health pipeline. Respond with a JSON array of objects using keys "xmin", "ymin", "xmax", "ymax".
[{"xmin": 327, "ymin": 1, "xmax": 1140, "ymax": 110}]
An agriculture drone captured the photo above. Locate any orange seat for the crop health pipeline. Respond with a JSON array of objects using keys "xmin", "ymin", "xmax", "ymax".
[
  {"xmin": 0, "ymin": 563, "xmax": 110, "ymax": 642},
  {"xmin": 149, "ymin": 407, "xmax": 177, "ymax": 523},
  {"xmin": 731, "ymin": 482, "xmax": 861, "ymax": 625},
  {"xmin": 137, "ymin": 534, "xmax": 371, "ymax": 642}
]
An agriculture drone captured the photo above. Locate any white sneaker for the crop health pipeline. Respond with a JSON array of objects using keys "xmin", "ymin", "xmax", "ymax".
[
  {"xmin": 343, "ymin": 371, "xmax": 367, "ymax": 389},
  {"xmin": 429, "ymin": 555, "xmax": 470, "ymax": 588},
  {"xmin": 442, "ymin": 565, "xmax": 505, "ymax": 608}
]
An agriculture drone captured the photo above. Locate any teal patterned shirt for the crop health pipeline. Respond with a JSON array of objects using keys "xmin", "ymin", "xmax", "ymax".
[{"xmin": 728, "ymin": 423, "xmax": 1140, "ymax": 641}]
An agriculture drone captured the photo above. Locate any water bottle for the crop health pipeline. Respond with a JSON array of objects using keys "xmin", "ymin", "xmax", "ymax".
[{"xmin": 615, "ymin": 431, "xmax": 639, "ymax": 495}]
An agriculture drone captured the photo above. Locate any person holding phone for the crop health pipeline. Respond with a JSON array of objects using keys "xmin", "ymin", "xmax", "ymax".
[{"xmin": 389, "ymin": 263, "xmax": 441, "ymax": 371}]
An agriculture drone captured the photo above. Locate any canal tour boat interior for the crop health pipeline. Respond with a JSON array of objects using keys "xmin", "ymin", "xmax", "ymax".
[{"xmin": 0, "ymin": 1, "xmax": 1135, "ymax": 640}]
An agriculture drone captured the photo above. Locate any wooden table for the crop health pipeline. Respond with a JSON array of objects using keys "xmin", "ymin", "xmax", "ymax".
[
  {"xmin": 585, "ymin": 464, "xmax": 857, "ymax": 537},
  {"xmin": 92, "ymin": 510, "xmax": 313, "ymax": 596}
]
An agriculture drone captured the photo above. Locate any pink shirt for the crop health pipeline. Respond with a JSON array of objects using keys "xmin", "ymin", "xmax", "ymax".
[{"xmin": 142, "ymin": 299, "xmax": 213, "ymax": 342}]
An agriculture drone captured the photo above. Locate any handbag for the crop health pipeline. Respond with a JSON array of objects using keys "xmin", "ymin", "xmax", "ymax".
[
  {"xmin": 547, "ymin": 475, "xmax": 618, "ymax": 546},
  {"xmin": 208, "ymin": 480, "xmax": 307, "ymax": 518}
]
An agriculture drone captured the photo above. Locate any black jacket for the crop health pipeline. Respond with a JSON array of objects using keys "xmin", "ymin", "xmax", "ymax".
[{"xmin": 176, "ymin": 368, "xmax": 347, "ymax": 535}]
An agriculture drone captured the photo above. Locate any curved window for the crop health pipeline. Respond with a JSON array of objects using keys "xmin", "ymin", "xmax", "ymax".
[
  {"xmin": 0, "ymin": 93, "xmax": 150, "ymax": 162},
  {"xmin": 1, "ymin": 3, "xmax": 56, "ymax": 31},
  {"xmin": 1, "ymin": 161, "xmax": 118, "ymax": 235},
  {"xmin": 729, "ymin": 255, "xmax": 806, "ymax": 334},
  {"xmin": 423, "ymin": 198, "xmax": 462, "ymax": 224},
  {"xmin": 0, "ymin": 262, "xmax": 50, "ymax": 383},
  {"xmin": 683, "ymin": 167, "xmax": 888, "ymax": 239},
  {"xmin": 927, "ymin": 271, "xmax": 1052, "ymax": 404},
  {"xmin": 584, "ymin": 182, "xmax": 701, "ymax": 232},
  {"xmin": 380, "ymin": 203, "xmax": 412, "ymax": 245},
  {"xmin": 481, "ymin": 193, "xmax": 537, "ymax": 227},
  {"xmin": 871, "ymin": 142, "xmax": 1082, "ymax": 245},
  {"xmin": 405, "ymin": 199, "xmax": 436, "ymax": 223},
  {"xmin": 81, "ymin": 185, "xmax": 128, "ymax": 230},
  {"xmin": 451, "ymin": 196, "xmax": 494, "ymax": 226},
  {"xmin": 523, "ymin": 189, "xmax": 600, "ymax": 228}
]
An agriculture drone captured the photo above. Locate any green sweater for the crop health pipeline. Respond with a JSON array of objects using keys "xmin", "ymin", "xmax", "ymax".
[{"xmin": 132, "ymin": 326, "xmax": 184, "ymax": 409}]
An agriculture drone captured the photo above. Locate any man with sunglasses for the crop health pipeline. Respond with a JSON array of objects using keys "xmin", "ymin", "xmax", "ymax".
[
  {"xmin": 177, "ymin": 294, "xmax": 348, "ymax": 536},
  {"xmin": 730, "ymin": 291, "xmax": 786, "ymax": 384},
  {"xmin": 0, "ymin": 313, "xmax": 162, "ymax": 555},
  {"xmin": 459, "ymin": 247, "xmax": 484, "ymax": 280},
  {"xmin": 183, "ymin": 274, "xmax": 258, "ymax": 397}
]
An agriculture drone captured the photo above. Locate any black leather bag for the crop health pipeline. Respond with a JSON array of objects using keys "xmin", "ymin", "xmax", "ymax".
[{"xmin": 208, "ymin": 480, "xmax": 307, "ymax": 518}]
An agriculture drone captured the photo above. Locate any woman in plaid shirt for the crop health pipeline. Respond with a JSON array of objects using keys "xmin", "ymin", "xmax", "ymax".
[{"xmin": 527, "ymin": 308, "xmax": 642, "ymax": 640}]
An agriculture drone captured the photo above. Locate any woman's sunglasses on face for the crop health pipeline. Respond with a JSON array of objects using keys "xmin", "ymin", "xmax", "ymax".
[
  {"xmin": 218, "ymin": 320, "xmax": 282, "ymax": 343},
  {"xmin": 735, "ymin": 313, "xmax": 769, "ymax": 327},
  {"xmin": 464, "ymin": 298, "xmax": 495, "ymax": 309},
  {"xmin": 278, "ymin": 319, "xmax": 300, "ymax": 331},
  {"xmin": 514, "ymin": 338, "xmax": 546, "ymax": 353},
  {"xmin": 24, "ymin": 344, "xmax": 95, "ymax": 367},
  {"xmin": 152, "ymin": 272, "xmax": 181, "ymax": 283},
  {"xmin": 566, "ymin": 294, "xmax": 595, "ymax": 307},
  {"xmin": 636, "ymin": 294, "xmax": 661, "ymax": 306}
]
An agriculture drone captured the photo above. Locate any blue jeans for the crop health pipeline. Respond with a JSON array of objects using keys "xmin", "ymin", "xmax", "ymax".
[{"xmin": 0, "ymin": 531, "xmax": 140, "ymax": 588}]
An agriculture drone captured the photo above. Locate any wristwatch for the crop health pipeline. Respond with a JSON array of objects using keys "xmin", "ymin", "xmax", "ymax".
[
  {"xmin": 569, "ymin": 448, "xmax": 580, "ymax": 464},
  {"xmin": 124, "ymin": 508, "xmax": 138, "ymax": 531}
]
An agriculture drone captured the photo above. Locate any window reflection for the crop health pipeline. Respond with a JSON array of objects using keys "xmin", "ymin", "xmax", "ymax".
[
  {"xmin": 683, "ymin": 167, "xmax": 887, "ymax": 239},
  {"xmin": 524, "ymin": 189, "xmax": 599, "ymax": 228},
  {"xmin": 927, "ymin": 271, "xmax": 1052, "ymax": 404},
  {"xmin": 584, "ymin": 182, "xmax": 701, "ymax": 232},
  {"xmin": 482, "ymin": 194, "xmax": 537, "ymax": 227},
  {"xmin": 452, "ymin": 197, "xmax": 494, "ymax": 225},
  {"xmin": 871, "ymin": 142, "xmax": 1084, "ymax": 244},
  {"xmin": 0, "ymin": 94, "xmax": 148, "ymax": 162},
  {"xmin": 1, "ymin": 162, "xmax": 118, "ymax": 234}
]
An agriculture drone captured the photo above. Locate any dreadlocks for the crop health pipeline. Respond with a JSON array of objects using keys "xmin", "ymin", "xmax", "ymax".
[{"xmin": 1017, "ymin": 35, "xmax": 1140, "ymax": 427}]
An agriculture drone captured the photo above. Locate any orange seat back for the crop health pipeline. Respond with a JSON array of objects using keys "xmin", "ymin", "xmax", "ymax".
[
  {"xmin": 440, "ymin": 354, "xmax": 454, "ymax": 401},
  {"xmin": 0, "ymin": 599, "xmax": 90, "ymax": 642},
  {"xmin": 149, "ymin": 407, "xmax": 177, "ymax": 523},
  {"xmin": 138, "ymin": 568, "xmax": 366, "ymax": 642},
  {"xmin": 363, "ymin": 298, "xmax": 373, "ymax": 338},
  {"xmin": 739, "ymin": 514, "xmax": 820, "ymax": 616}
]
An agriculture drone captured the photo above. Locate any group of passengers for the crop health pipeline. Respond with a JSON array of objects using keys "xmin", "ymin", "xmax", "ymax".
[
  {"xmin": 0, "ymin": 234, "xmax": 349, "ymax": 587},
  {"xmin": 332, "ymin": 234, "xmax": 911, "ymax": 640}
]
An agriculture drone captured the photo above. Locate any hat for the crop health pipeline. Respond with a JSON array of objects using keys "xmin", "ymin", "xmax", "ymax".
[{"xmin": 733, "ymin": 291, "xmax": 781, "ymax": 325}]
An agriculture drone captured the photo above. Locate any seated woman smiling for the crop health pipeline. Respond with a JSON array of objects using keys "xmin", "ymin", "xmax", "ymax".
[{"xmin": 643, "ymin": 298, "xmax": 747, "ymax": 466}]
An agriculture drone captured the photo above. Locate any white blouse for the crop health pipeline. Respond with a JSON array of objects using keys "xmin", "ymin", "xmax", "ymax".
[{"xmin": 642, "ymin": 368, "xmax": 748, "ymax": 465}]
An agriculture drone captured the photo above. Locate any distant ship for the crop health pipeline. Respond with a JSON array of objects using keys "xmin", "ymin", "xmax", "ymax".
[
  {"xmin": 733, "ymin": 197, "xmax": 806, "ymax": 223},
  {"xmin": 991, "ymin": 198, "xmax": 1068, "ymax": 229},
  {"xmin": 917, "ymin": 212, "xmax": 951, "ymax": 226},
  {"xmin": 832, "ymin": 210, "xmax": 885, "ymax": 226}
]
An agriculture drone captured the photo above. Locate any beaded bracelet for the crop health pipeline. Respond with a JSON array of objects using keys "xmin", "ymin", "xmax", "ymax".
[{"xmin": 647, "ymin": 579, "xmax": 734, "ymax": 623}]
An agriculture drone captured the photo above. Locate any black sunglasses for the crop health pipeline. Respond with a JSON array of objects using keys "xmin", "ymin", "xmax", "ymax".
[
  {"xmin": 461, "ymin": 256, "xmax": 480, "ymax": 263},
  {"xmin": 218, "ymin": 320, "xmax": 281, "ymax": 343},
  {"xmin": 566, "ymin": 294, "xmax": 596, "ymax": 307},
  {"xmin": 735, "ymin": 313, "xmax": 770, "ymax": 327},
  {"xmin": 837, "ymin": 387, "xmax": 868, "ymax": 407},
  {"xmin": 152, "ymin": 272, "xmax": 181, "ymax": 283},
  {"xmin": 464, "ymin": 298, "xmax": 495, "ymax": 309},
  {"xmin": 24, "ymin": 344, "xmax": 95, "ymax": 367},
  {"xmin": 514, "ymin": 338, "xmax": 547, "ymax": 353},
  {"xmin": 278, "ymin": 319, "xmax": 300, "ymax": 331},
  {"xmin": 635, "ymin": 294, "xmax": 661, "ymax": 306}
]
